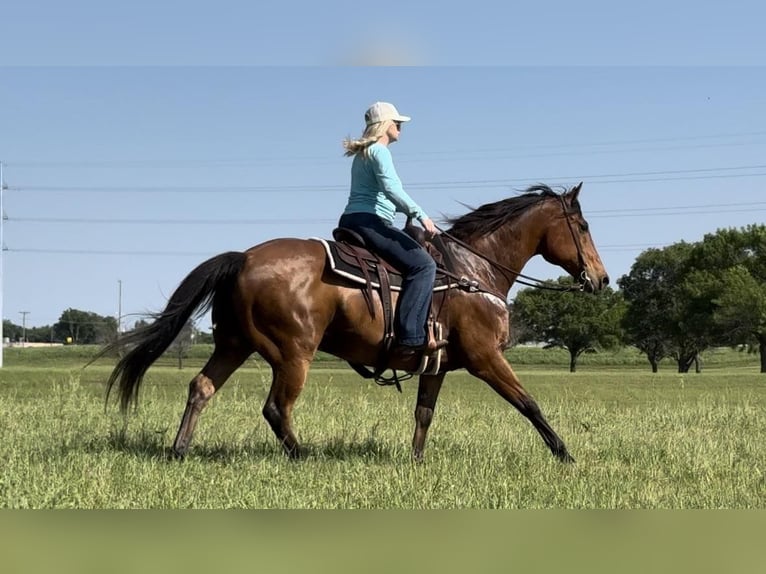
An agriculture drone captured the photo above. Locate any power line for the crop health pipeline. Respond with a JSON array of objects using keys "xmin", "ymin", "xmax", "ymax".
[
  {"xmin": 6, "ymin": 130, "xmax": 766, "ymax": 168},
  {"xmin": 588, "ymin": 201, "xmax": 766, "ymax": 214},
  {"xmin": 400, "ymin": 141, "xmax": 766, "ymax": 164},
  {"xmin": 412, "ymin": 164, "xmax": 766, "ymax": 187},
  {"xmin": 6, "ymin": 200, "xmax": 766, "ymax": 227},
  {"xmin": 2, "ymin": 157, "xmax": 763, "ymax": 257},
  {"xmin": 405, "ymin": 130, "xmax": 766, "ymax": 154},
  {"xmin": 589, "ymin": 207, "xmax": 766, "ymax": 219},
  {"xmin": 8, "ymin": 184, "xmax": 336, "ymax": 193},
  {"xmin": 1, "ymin": 236, "xmax": 747, "ymax": 257},
  {"xmin": 6, "ymin": 248, "xmax": 213, "ymax": 256},
  {"xmin": 6, "ymin": 209, "xmax": 766, "ymax": 226},
  {"xmin": 9, "ymin": 163, "xmax": 766, "ymax": 193},
  {"xmin": 9, "ymin": 217, "xmax": 338, "ymax": 225}
]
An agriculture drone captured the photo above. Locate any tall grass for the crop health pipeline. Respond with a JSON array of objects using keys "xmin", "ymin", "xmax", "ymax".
[
  {"xmin": 6, "ymin": 343, "xmax": 762, "ymax": 370},
  {"xmin": 1, "ymin": 362, "xmax": 763, "ymax": 508}
]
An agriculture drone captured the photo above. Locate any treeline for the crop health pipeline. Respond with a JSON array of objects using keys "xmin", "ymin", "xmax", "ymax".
[
  {"xmin": 3, "ymin": 308, "xmax": 213, "ymax": 346},
  {"xmin": 512, "ymin": 224, "xmax": 766, "ymax": 373}
]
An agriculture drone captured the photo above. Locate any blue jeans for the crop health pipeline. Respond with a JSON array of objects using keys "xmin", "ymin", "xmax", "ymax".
[{"xmin": 338, "ymin": 212, "xmax": 436, "ymax": 346}]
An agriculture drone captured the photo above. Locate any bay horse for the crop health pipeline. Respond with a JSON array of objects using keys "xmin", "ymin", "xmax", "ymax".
[{"xmin": 98, "ymin": 183, "xmax": 608, "ymax": 463}]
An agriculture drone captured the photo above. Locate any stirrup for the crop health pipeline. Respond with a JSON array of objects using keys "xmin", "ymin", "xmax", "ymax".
[{"xmin": 414, "ymin": 321, "xmax": 447, "ymax": 376}]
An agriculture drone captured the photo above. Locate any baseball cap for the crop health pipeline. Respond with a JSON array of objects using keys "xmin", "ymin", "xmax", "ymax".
[{"xmin": 364, "ymin": 102, "xmax": 411, "ymax": 126}]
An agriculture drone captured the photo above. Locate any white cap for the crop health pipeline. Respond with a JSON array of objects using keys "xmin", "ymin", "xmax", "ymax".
[{"xmin": 364, "ymin": 101, "xmax": 411, "ymax": 126}]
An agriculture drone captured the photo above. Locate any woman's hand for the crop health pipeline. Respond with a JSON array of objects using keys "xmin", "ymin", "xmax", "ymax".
[{"xmin": 421, "ymin": 217, "xmax": 438, "ymax": 239}]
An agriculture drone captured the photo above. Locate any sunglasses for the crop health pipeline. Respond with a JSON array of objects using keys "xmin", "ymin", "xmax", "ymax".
[{"xmin": 393, "ymin": 121, "xmax": 402, "ymax": 130}]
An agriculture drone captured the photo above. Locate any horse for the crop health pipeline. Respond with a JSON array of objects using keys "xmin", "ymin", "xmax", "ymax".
[{"xmin": 98, "ymin": 182, "xmax": 609, "ymax": 463}]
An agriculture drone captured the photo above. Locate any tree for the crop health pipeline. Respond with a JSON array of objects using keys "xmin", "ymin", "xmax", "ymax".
[
  {"xmin": 618, "ymin": 242, "xmax": 714, "ymax": 373},
  {"xmin": 620, "ymin": 244, "xmax": 682, "ymax": 372},
  {"xmin": 53, "ymin": 308, "xmax": 118, "ymax": 344},
  {"xmin": 195, "ymin": 329, "xmax": 214, "ymax": 345},
  {"xmin": 713, "ymin": 266, "xmax": 766, "ymax": 369},
  {"xmin": 2, "ymin": 319, "xmax": 56, "ymax": 343},
  {"xmin": 506, "ymin": 302, "xmax": 535, "ymax": 348},
  {"xmin": 169, "ymin": 319, "xmax": 195, "ymax": 369},
  {"xmin": 2, "ymin": 320, "xmax": 22, "ymax": 342},
  {"xmin": 512, "ymin": 277, "xmax": 625, "ymax": 372},
  {"xmin": 688, "ymin": 225, "xmax": 766, "ymax": 373},
  {"xmin": 27, "ymin": 325, "xmax": 55, "ymax": 343}
]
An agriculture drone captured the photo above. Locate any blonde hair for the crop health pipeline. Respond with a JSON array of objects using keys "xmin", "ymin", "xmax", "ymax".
[{"xmin": 342, "ymin": 120, "xmax": 394, "ymax": 157}]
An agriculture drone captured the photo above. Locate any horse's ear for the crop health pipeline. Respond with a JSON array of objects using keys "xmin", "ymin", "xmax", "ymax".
[{"xmin": 569, "ymin": 181, "xmax": 583, "ymax": 202}]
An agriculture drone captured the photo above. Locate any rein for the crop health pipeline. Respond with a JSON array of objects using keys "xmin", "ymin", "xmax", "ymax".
[{"xmin": 434, "ymin": 195, "xmax": 587, "ymax": 294}]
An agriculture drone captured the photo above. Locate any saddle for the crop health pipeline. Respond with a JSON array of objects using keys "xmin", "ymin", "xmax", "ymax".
[{"xmin": 313, "ymin": 220, "xmax": 459, "ymax": 388}]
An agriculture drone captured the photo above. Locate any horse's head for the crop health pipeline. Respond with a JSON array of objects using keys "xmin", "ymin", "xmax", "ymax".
[{"xmin": 539, "ymin": 183, "xmax": 609, "ymax": 293}]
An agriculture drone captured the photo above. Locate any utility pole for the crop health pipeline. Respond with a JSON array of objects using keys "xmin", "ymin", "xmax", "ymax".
[
  {"xmin": 19, "ymin": 311, "xmax": 29, "ymax": 347},
  {"xmin": 0, "ymin": 161, "xmax": 5, "ymax": 367},
  {"xmin": 117, "ymin": 279, "xmax": 122, "ymax": 334}
]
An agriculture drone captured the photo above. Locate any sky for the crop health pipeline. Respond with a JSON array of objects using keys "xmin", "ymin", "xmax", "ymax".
[{"xmin": 1, "ymin": 1, "xmax": 765, "ymax": 332}]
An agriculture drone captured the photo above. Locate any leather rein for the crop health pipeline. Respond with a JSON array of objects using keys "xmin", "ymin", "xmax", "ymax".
[{"xmin": 435, "ymin": 195, "xmax": 588, "ymax": 295}]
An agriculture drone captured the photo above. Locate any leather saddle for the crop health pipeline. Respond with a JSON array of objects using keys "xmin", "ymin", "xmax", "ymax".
[
  {"xmin": 328, "ymin": 226, "xmax": 453, "ymax": 295},
  {"xmin": 314, "ymin": 220, "xmax": 458, "ymax": 388}
]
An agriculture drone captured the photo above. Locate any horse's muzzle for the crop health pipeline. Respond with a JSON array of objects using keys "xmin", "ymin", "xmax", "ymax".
[{"xmin": 581, "ymin": 272, "xmax": 609, "ymax": 293}]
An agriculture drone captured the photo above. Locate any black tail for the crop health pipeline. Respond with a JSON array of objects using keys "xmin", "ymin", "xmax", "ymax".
[{"xmin": 94, "ymin": 251, "xmax": 247, "ymax": 412}]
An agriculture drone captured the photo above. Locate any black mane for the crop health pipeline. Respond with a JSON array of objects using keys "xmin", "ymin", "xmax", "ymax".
[{"xmin": 445, "ymin": 184, "xmax": 572, "ymax": 241}]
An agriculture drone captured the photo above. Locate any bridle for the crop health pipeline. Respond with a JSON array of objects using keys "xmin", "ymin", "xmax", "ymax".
[
  {"xmin": 557, "ymin": 194, "xmax": 590, "ymax": 288},
  {"xmin": 436, "ymin": 193, "xmax": 589, "ymax": 294}
]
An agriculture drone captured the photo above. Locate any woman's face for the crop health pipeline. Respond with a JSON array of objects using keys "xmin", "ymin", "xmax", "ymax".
[{"xmin": 386, "ymin": 120, "xmax": 402, "ymax": 142}]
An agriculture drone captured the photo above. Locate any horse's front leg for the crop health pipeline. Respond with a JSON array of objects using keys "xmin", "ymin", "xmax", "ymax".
[
  {"xmin": 467, "ymin": 351, "xmax": 575, "ymax": 463},
  {"xmin": 411, "ymin": 372, "xmax": 446, "ymax": 463}
]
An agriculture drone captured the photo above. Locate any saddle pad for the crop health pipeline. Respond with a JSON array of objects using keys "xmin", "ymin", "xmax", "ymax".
[{"xmin": 311, "ymin": 238, "xmax": 457, "ymax": 292}]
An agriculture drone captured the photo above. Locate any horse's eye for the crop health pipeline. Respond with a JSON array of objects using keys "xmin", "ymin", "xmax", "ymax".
[{"xmin": 580, "ymin": 221, "xmax": 589, "ymax": 232}]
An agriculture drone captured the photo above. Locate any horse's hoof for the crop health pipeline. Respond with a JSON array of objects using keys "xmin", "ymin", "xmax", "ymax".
[
  {"xmin": 285, "ymin": 445, "xmax": 303, "ymax": 460},
  {"xmin": 169, "ymin": 447, "xmax": 187, "ymax": 461},
  {"xmin": 559, "ymin": 452, "xmax": 576, "ymax": 464}
]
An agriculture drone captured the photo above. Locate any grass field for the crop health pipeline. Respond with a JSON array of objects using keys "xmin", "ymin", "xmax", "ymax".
[{"xmin": 0, "ymin": 346, "xmax": 764, "ymax": 508}]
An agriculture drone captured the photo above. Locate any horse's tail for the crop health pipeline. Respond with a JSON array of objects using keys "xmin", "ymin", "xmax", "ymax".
[{"xmin": 94, "ymin": 251, "xmax": 247, "ymax": 412}]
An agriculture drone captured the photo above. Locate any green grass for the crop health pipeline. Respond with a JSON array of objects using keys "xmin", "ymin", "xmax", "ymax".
[
  {"xmin": 6, "ymin": 342, "xmax": 762, "ymax": 370},
  {"xmin": 1, "ymin": 358, "xmax": 764, "ymax": 508}
]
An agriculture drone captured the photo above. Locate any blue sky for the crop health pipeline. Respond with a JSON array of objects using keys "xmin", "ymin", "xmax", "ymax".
[
  {"xmin": 3, "ymin": 1, "xmax": 766, "ymax": 65},
  {"xmin": 1, "ymin": 2, "xmax": 765, "ymax": 331}
]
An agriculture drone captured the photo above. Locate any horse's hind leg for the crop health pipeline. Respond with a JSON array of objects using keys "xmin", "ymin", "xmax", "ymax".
[
  {"xmin": 172, "ymin": 347, "xmax": 250, "ymax": 458},
  {"xmin": 262, "ymin": 357, "xmax": 311, "ymax": 459},
  {"xmin": 411, "ymin": 373, "xmax": 446, "ymax": 463},
  {"xmin": 468, "ymin": 352, "xmax": 574, "ymax": 463}
]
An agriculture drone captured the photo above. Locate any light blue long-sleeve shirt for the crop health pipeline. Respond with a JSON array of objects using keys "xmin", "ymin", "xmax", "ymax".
[{"xmin": 342, "ymin": 143, "xmax": 429, "ymax": 224}]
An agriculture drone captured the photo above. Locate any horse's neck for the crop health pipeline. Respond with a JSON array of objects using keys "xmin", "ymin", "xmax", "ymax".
[{"xmin": 449, "ymin": 225, "xmax": 539, "ymax": 296}]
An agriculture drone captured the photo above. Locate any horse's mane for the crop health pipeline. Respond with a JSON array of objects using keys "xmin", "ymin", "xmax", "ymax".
[{"xmin": 445, "ymin": 184, "xmax": 573, "ymax": 242}]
